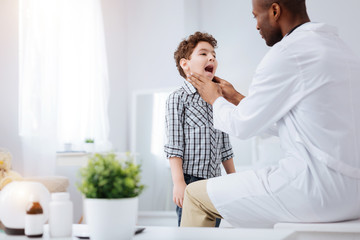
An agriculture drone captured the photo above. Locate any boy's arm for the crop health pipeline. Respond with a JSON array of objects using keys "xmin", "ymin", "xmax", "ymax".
[
  {"xmin": 164, "ymin": 92, "xmax": 186, "ymax": 208},
  {"xmin": 169, "ymin": 157, "xmax": 187, "ymax": 208},
  {"xmin": 222, "ymin": 158, "xmax": 236, "ymax": 174},
  {"xmin": 220, "ymin": 131, "xmax": 235, "ymax": 174}
]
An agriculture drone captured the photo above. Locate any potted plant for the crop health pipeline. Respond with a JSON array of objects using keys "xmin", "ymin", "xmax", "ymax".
[
  {"xmin": 77, "ymin": 152, "xmax": 144, "ymax": 240},
  {"xmin": 83, "ymin": 138, "xmax": 95, "ymax": 153}
]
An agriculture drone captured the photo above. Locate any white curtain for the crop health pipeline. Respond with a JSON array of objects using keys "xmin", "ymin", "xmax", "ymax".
[{"xmin": 19, "ymin": 0, "xmax": 110, "ymax": 176}]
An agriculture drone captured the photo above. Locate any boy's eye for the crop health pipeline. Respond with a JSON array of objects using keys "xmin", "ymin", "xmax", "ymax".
[{"xmin": 200, "ymin": 53, "xmax": 206, "ymax": 56}]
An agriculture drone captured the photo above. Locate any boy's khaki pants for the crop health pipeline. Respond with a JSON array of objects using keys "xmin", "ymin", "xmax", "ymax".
[{"xmin": 180, "ymin": 180, "xmax": 223, "ymax": 227}]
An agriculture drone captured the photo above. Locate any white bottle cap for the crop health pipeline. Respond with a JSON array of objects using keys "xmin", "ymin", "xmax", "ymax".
[
  {"xmin": 28, "ymin": 194, "xmax": 41, "ymax": 202},
  {"xmin": 51, "ymin": 192, "xmax": 70, "ymax": 201}
]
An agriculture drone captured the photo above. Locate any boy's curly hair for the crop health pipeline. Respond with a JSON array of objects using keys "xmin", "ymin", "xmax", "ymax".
[{"xmin": 174, "ymin": 32, "xmax": 217, "ymax": 79}]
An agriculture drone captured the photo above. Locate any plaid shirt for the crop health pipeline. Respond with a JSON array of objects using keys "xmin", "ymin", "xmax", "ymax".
[{"xmin": 164, "ymin": 80, "xmax": 234, "ymax": 179}]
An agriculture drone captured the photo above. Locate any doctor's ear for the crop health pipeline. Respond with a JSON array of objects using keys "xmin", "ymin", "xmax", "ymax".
[{"xmin": 271, "ymin": 3, "xmax": 281, "ymax": 20}]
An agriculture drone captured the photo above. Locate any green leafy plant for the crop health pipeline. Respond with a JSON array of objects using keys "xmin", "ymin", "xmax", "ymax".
[
  {"xmin": 85, "ymin": 138, "xmax": 94, "ymax": 143},
  {"xmin": 77, "ymin": 152, "xmax": 144, "ymax": 198}
]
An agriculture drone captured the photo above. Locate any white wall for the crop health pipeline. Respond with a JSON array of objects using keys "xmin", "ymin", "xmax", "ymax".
[
  {"xmin": 101, "ymin": 0, "xmax": 129, "ymax": 152},
  {"xmin": 125, "ymin": 0, "xmax": 186, "ymax": 91},
  {"xmin": 307, "ymin": 0, "xmax": 360, "ymax": 57}
]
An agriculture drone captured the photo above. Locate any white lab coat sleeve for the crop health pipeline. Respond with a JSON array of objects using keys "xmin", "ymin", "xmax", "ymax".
[
  {"xmin": 262, "ymin": 123, "xmax": 278, "ymax": 137},
  {"xmin": 213, "ymin": 47, "xmax": 305, "ymax": 139}
]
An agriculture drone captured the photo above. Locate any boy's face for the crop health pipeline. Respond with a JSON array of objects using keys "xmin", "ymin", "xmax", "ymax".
[{"xmin": 180, "ymin": 41, "xmax": 218, "ymax": 81}]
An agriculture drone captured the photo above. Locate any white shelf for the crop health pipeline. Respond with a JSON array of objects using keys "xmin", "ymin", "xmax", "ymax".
[{"xmin": 56, "ymin": 152, "xmax": 89, "ymax": 167}]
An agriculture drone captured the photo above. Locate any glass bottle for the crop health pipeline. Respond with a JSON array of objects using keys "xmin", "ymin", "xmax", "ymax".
[{"xmin": 25, "ymin": 196, "xmax": 44, "ymax": 238}]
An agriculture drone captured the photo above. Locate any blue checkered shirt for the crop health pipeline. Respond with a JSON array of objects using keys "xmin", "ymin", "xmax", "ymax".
[{"xmin": 164, "ymin": 80, "xmax": 234, "ymax": 178}]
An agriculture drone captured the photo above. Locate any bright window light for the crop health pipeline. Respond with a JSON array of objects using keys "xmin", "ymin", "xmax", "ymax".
[{"xmin": 19, "ymin": 0, "xmax": 110, "ymax": 151}]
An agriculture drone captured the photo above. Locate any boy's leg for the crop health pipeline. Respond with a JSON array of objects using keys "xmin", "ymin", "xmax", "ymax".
[
  {"xmin": 180, "ymin": 179, "xmax": 222, "ymax": 227},
  {"xmin": 215, "ymin": 217, "xmax": 221, "ymax": 227},
  {"xmin": 176, "ymin": 205, "xmax": 182, "ymax": 227}
]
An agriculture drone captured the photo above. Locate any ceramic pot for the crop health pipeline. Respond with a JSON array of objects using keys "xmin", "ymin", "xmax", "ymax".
[{"xmin": 84, "ymin": 197, "xmax": 138, "ymax": 240}]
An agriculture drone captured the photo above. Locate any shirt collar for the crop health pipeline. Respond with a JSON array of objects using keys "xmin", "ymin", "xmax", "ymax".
[
  {"xmin": 285, "ymin": 22, "xmax": 306, "ymax": 37},
  {"xmin": 182, "ymin": 80, "xmax": 197, "ymax": 95}
]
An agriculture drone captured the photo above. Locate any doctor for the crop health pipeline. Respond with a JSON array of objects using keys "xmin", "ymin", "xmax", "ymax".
[{"xmin": 181, "ymin": 0, "xmax": 360, "ymax": 228}]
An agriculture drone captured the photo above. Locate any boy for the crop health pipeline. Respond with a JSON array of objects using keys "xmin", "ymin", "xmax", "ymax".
[{"xmin": 164, "ymin": 32, "xmax": 235, "ymax": 227}]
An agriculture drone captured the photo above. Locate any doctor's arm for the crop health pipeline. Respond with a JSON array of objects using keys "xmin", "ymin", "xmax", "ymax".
[
  {"xmin": 214, "ymin": 76, "xmax": 245, "ymax": 106},
  {"xmin": 213, "ymin": 49, "xmax": 302, "ymax": 139}
]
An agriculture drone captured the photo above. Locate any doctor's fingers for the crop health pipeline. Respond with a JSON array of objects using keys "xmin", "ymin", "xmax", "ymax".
[
  {"xmin": 190, "ymin": 72, "xmax": 208, "ymax": 82},
  {"xmin": 218, "ymin": 79, "xmax": 234, "ymax": 89},
  {"xmin": 189, "ymin": 72, "xmax": 210, "ymax": 83},
  {"xmin": 187, "ymin": 76, "xmax": 203, "ymax": 90},
  {"xmin": 213, "ymin": 76, "xmax": 228, "ymax": 84}
]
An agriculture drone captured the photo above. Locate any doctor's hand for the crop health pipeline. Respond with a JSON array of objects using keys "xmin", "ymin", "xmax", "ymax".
[
  {"xmin": 213, "ymin": 76, "xmax": 245, "ymax": 106},
  {"xmin": 187, "ymin": 73, "xmax": 222, "ymax": 105},
  {"xmin": 173, "ymin": 181, "xmax": 187, "ymax": 208}
]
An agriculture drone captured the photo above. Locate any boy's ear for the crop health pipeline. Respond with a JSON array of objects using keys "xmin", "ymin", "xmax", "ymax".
[{"xmin": 180, "ymin": 58, "xmax": 189, "ymax": 72}]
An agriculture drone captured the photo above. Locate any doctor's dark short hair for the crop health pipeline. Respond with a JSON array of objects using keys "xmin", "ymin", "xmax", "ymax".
[
  {"xmin": 260, "ymin": 0, "xmax": 306, "ymax": 15},
  {"xmin": 174, "ymin": 32, "xmax": 217, "ymax": 79}
]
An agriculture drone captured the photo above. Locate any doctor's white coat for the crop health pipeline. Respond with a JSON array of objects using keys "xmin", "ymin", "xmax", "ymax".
[{"xmin": 207, "ymin": 22, "xmax": 360, "ymax": 228}]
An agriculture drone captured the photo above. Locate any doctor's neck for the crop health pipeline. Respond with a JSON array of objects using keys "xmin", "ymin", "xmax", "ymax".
[
  {"xmin": 277, "ymin": 1, "xmax": 311, "ymax": 37},
  {"xmin": 280, "ymin": 14, "xmax": 310, "ymax": 37}
]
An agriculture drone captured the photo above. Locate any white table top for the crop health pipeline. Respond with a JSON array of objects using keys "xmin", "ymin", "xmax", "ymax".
[
  {"xmin": 0, "ymin": 224, "xmax": 295, "ymax": 240},
  {"xmin": 2, "ymin": 223, "xmax": 360, "ymax": 240},
  {"xmin": 133, "ymin": 226, "xmax": 294, "ymax": 240},
  {"xmin": 274, "ymin": 219, "xmax": 360, "ymax": 233}
]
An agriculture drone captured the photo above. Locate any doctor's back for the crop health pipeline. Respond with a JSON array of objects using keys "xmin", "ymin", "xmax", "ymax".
[{"xmin": 252, "ymin": 22, "xmax": 360, "ymax": 178}]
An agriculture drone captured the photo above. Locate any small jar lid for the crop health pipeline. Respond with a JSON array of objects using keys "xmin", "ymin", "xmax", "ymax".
[
  {"xmin": 51, "ymin": 192, "xmax": 70, "ymax": 201},
  {"xmin": 28, "ymin": 194, "xmax": 41, "ymax": 202}
]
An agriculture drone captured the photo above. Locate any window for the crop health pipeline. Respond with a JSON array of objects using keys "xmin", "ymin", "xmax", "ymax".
[{"xmin": 19, "ymin": 0, "xmax": 110, "ymax": 152}]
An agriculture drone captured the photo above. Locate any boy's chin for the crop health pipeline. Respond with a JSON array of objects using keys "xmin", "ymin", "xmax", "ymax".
[
  {"xmin": 205, "ymin": 74, "xmax": 215, "ymax": 81},
  {"xmin": 189, "ymin": 72, "xmax": 215, "ymax": 81},
  {"xmin": 198, "ymin": 72, "xmax": 213, "ymax": 80}
]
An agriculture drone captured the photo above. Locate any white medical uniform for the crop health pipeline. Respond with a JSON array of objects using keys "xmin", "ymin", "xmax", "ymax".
[{"xmin": 207, "ymin": 22, "xmax": 360, "ymax": 228}]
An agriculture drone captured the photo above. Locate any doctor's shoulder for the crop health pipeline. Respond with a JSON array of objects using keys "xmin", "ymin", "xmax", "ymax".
[{"xmin": 254, "ymin": 39, "xmax": 300, "ymax": 77}]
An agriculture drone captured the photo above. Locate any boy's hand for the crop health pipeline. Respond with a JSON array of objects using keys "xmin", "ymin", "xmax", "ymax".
[
  {"xmin": 213, "ymin": 76, "xmax": 245, "ymax": 106},
  {"xmin": 187, "ymin": 73, "xmax": 222, "ymax": 105},
  {"xmin": 173, "ymin": 181, "xmax": 187, "ymax": 208}
]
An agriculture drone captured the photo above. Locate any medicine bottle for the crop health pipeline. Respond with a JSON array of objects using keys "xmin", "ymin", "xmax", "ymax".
[
  {"xmin": 49, "ymin": 192, "xmax": 73, "ymax": 237},
  {"xmin": 25, "ymin": 196, "xmax": 44, "ymax": 238}
]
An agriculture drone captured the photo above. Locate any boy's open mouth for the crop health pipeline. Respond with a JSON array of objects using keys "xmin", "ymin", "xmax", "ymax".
[{"xmin": 205, "ymin": 65, "xmax": 214, "ymax": 73}]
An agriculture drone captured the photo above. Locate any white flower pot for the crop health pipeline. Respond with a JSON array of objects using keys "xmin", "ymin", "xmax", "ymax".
[{"xmin": 84, "ymin": 197, "xmax": 138, "ymax": 240}]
